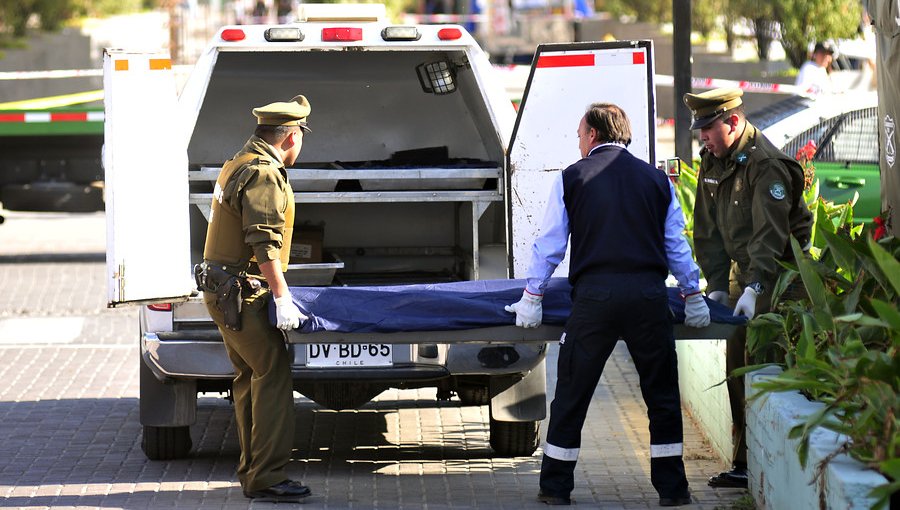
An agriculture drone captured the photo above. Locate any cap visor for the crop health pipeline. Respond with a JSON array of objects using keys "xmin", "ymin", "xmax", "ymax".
[{"xmin": 689, "ymin": 114, "xmax": 720, "ymax": 130}]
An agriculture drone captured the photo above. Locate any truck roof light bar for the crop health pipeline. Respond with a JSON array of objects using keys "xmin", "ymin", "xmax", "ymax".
[
  {"xmin": 221, "ymin": 28, "xmax": 246, "ymax": 41},
  {"xmin": 322, "ymin": 27, "xmax": 363, "ymax": 41},
  {"xmin": 381, "ymin": 26, "xmax": 420, "ymax": 41},
  {"xmin": 265, "ymin": 27, "xmax": 305, "ymax": 42},
  {"xmin": 437, "ymin": 28, "xmax": 462, "ymax": 41}
]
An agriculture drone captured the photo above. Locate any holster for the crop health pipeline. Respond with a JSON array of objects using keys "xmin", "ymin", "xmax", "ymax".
[{"xmin": 194, "ymin": 262, "xmax": 243, "ymax": 331}]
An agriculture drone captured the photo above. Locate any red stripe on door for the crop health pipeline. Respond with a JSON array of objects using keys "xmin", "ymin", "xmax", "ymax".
[
  {"xmin": 536, "ymin": 54, "xmax": 595, "ymax": 68},
  {"xmin": 50, "ymin": 112, "xmax": 88, "ymax": 122},
  {"xmin": 0, "ymin": 113, "xmax": 26, "ymax": 122}
]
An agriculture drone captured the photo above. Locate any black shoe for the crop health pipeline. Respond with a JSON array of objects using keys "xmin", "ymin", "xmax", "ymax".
[
  {"xmin": 659, "ymin": 494, "xmax": 692, "ymax": 506},
  {"xmin": 244, "ymin": 479, "xmax": 312, "ymax": 501},
  {"xmin": 537, "ymin": 491, "xmax": 573, "ymax": 505},
  {"xmin": 707, "ymin": 466, "xmax": 748, "ymax": 488}
]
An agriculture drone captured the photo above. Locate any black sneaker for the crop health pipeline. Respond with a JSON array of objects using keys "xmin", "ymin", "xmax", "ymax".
[
  {"xmin": 707, "ymin": 466, "xmax": 748, "ymax": 488},
  {"xmin": 244, "ymin": 479, "xmax": 312, "ymax": 501},
  {"xmin": 537, "ymin": 491, "xmax": 573, "ymax": 505}
]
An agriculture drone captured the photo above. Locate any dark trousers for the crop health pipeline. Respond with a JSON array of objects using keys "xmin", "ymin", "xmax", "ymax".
[
  {"xmin": 540, "ymin": 273, "xmax": 689, "ymax": 499},
  {"xmin": 725, "ymin": 265, "xmax": 795, "ymax": 467}
]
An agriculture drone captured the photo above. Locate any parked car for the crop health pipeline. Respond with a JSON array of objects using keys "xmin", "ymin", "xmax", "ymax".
[{"xmin": 750, "ymin": 92, "xmax": 880, "ymax": 223}]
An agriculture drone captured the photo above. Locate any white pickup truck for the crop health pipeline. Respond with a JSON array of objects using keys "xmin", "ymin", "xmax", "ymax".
[{"xmin": 102, "ymin": 4, "xmax": 659, "ymax": 461}]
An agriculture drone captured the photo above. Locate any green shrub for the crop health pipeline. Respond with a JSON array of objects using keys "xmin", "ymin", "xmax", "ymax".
[{"xmin": 672, "ymin": 155, "xmax": 899, "ymax": 508}]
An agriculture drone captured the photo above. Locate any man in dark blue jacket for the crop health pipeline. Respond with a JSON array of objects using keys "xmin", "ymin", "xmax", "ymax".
[{"xmin": 506, "ymin": 103, "xmax": 709, "ymax": 507}]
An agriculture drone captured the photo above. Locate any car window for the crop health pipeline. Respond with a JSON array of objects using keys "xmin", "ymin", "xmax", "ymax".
[
  {"xmin": 747, "ymin": 96, "xmax": 814, "ymax": 131},
  {"xmin": 814, "ymin": 107, "xmax": 878, "ymax": 164},
  {"xmin": 781, "ymin": 117, "xmax": 841, "ymax": 160}
]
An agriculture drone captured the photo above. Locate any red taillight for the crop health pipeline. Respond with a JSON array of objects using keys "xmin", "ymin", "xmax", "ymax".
[
  {"xmin": 437, "ymin": 28, "xmax": 462, "ymax": 40},
  {"xmin": 322, "ymin": 27, "xmax": 363, "ymax": 42},
  {"xmin": 221, "ymin": 28, "xmax": 246, "ymax": 41},
  {"xmin": 147, "ymin": 303, "xmax": 173, "ymax": 312}
]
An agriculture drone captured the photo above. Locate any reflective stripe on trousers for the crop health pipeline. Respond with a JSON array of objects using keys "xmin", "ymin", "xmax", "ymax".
[{"xmin": 544, "ymin": 443, "xmax": 580, "ymax": 462}]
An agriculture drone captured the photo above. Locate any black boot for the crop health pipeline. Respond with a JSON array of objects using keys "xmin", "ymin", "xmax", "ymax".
[
  {"xmin": 707, "ymin": 464, "xmax": 748, "ymax": 488},
  {"xmin": 244, "ymin": 479, "xmax": 312, "ymax": 501}
]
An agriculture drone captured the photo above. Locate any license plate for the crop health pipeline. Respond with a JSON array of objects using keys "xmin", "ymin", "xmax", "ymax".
[{"xmin": 306, "ymin": 344, "xmax": 393, "ymax": 367}]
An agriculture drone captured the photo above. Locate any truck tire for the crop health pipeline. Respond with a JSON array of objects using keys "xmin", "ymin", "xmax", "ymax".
[
  {"xmin": 0, "ymin": 182, "xmax": 103, "ymax": 212},
  {"xmin": 457, "ymin": 385, "xmax": 489, "ymax": 406},
  {"xmin": 489, "ymin": 418, "xmax": 540, "ymax": 457},
  {"xmin": 141, "ymin": 425, "xmax": 192, "ymax": 460}
]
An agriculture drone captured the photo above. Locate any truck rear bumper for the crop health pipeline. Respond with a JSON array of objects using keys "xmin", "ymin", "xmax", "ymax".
[{"xmin": 141, "ymin": 329, "xmax": 547, "ymax": 381}]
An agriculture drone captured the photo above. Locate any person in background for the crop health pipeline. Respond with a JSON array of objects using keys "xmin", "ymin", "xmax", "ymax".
[
  {"xmin": 684, "ymin": 88, "xmax": 813, "ymax": 489},
  {"xmin": 795, "ymin": 41, "xmax": 836, "ymax": 94},
  {"xmin": 505, "ymin": 103, "xmax": 710, "ymax": 507}
]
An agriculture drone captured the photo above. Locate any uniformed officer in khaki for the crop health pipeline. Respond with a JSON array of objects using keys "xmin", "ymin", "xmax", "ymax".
[
  {"xmin": 202, "ymin": 95, "xmax": 311, "ymax": 501},
  {"xmin": 683, "ymin": 88, "xmax": 813, "ymax": 489}
]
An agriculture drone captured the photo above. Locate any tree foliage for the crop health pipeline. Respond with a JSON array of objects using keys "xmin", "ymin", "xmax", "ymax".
[
  {"xmin": 773, "ymin": 0, "xmax": 861, "ymax": 67},
  {"xmin": 0, "ymin": 0, "xmax": 155, "ymax": 42},
  {"xmin": 604, "ymin": 0, "xmax": 671, "ymax": 23},
  {"xmin": 603, "ymin": 0, "xmax": 864, "ymax": 68}
]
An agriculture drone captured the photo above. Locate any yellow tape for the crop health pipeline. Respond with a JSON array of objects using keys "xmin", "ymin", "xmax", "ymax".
[{"xmin": 0, "ymin": 90, "xmax": 104, "ymax": 110}]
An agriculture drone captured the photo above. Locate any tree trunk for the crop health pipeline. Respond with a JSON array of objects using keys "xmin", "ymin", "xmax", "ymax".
[{"xmin": 753, "ymin": 18, "xmax": 773, "ymax": 61}]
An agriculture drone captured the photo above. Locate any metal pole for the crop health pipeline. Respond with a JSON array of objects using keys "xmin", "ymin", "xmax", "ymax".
[{"xmin": 672, "ymin": 0, "xmax": 692, "ymax": 163}]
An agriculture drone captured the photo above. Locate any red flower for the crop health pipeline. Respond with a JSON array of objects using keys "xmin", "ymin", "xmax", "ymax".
[
  {"xmin": 873, "ymin": 216, "xmax": 886, "ymax": 241},
  {"xmin": 795, "ymin": 140, "xmax": 818, "ymax": 162}
]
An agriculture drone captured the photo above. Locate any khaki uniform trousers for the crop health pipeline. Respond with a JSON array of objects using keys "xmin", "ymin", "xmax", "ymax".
[{"xmin": 204, "ymin": 288, "xmax": 295, "ymax": 492}]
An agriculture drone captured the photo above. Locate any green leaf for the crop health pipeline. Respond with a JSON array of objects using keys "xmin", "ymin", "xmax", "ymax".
[
  {"xmin": 870, "ymin": 298, "xmax": 900, "ymax": 332},
  {"xmin": 791, "ymin": 237, "xmax": 834, "ymax": 329},
  {"xmin": 868, "ymin": 236, "xmax": 900, "ymax": 296},
  {"xmin": 833, "ymin": 313, "xmax": 889, "ymax": 328},
  {"xmin": 798, "ymin": 314, "xmax": 817, "ymax": 360},
  {"xmin": 819, "ymin": 228, "xmax": 859, "ymax": 274}
]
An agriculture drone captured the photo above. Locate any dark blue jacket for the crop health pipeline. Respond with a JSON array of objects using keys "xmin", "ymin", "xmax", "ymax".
[{"xmin": 562, "ymin": 145, "xmax": 670, "ymax": 284}]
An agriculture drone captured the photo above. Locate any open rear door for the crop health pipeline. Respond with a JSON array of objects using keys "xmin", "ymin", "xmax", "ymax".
[
  {"xmin": 103, "ymin": 50, "xmax": 192, "ymax": 306},
  {"xmin": 507, "ymin": 40, "xmax": 656, "ymax": 277}
]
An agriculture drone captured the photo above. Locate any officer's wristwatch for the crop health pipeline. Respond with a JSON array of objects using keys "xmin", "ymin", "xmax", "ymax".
[{"xmin": 747, "ymin": 282, "xmax": 764, "ymax": 295}]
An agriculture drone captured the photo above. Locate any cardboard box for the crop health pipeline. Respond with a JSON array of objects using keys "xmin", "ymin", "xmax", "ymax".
[{"xmin": 290, "ymin": 225, "xmax": 324, "ymax": 264}]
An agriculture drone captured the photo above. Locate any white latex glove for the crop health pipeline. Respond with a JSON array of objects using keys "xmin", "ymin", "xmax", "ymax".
[
  {"xmin": 684, "ymin": 293, "xmax": 711, "ymax": 328},
  {"xmin": 733, "ymin": 286, "xmax": 758, "ymax": 319},
  {"xmin": 504, "ymin": 290, "xmax": 543, "ymax": 328},
  {"xmin": 273, "ymin": 295, "xmax": 308, "ymax": 330},
  {"xmin": 707, "ymin": 290, "xmax": 729, "ymax": 305}
]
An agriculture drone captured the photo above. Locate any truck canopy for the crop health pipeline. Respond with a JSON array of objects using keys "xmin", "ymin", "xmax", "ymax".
[{"xmin": 188, "ymin": 50, "xmax": 506, "ymax": 168}]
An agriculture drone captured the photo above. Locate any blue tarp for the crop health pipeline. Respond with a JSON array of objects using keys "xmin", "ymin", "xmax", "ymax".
[{"xmin": 273, "ymin": 278, "xmax": 746, "ymax": 334}]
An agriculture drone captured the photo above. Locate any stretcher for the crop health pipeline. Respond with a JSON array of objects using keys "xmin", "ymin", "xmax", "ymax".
[{"xmin": 279, "ymin": 278, "xmax": 744, "ymax": 344}]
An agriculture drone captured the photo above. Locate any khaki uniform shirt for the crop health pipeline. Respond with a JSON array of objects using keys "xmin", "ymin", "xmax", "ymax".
[
  {"xmin": 693, "ymin": 122, "xmax": 813, "ymax": 292},
  {"xmin": 204, "ymin": 136, "xmax": 295, "ymax": 275}
]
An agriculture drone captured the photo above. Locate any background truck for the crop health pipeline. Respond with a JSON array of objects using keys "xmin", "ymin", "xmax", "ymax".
[
  {"xmin": 0, "ymin": 91, "xmax": 104, "ymax": 219},
  {"xmin": 102, "ymin": 4, "xmax": 658, "ymax": 461}
]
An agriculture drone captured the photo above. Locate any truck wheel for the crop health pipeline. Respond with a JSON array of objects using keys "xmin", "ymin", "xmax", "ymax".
[
  {"xmin": 457, "ymin": 385, "xmax": 489, "ymax": 406},
  {"xmin": 489, "ymin": 418, "xmax": 540, "ymax": 457},
  {"xmin": 141, "ymin": 425, "xmax": 192, "ymax": 460}
]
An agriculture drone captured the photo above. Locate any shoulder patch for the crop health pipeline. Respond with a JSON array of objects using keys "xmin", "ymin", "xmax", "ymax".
[{"xmin": 769, "ymin": 181, "xmax": 786, "ymax": 200}]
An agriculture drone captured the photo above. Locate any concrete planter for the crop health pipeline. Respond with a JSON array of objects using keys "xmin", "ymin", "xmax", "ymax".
[{"xmin": 746, "ymin": 366, "xmax": 891, "ymax": 510}]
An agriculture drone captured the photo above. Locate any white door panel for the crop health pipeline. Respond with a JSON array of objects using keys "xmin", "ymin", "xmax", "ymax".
[
  {"xmin": 508, "ymin": 41, "xmax": 656, "ymax": 278},
  {"xmin": 103, "ymin": 50, "xmax": 193, "ymax": 306}
]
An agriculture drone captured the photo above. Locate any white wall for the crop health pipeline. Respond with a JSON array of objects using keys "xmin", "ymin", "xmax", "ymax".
[
  {"xmin": 747, "ymin": 367, "xmax": 889, "ymax": 510},
  {"xmin": 676, "ymin": 339, "xmax": 733, "ymax": 464}
]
